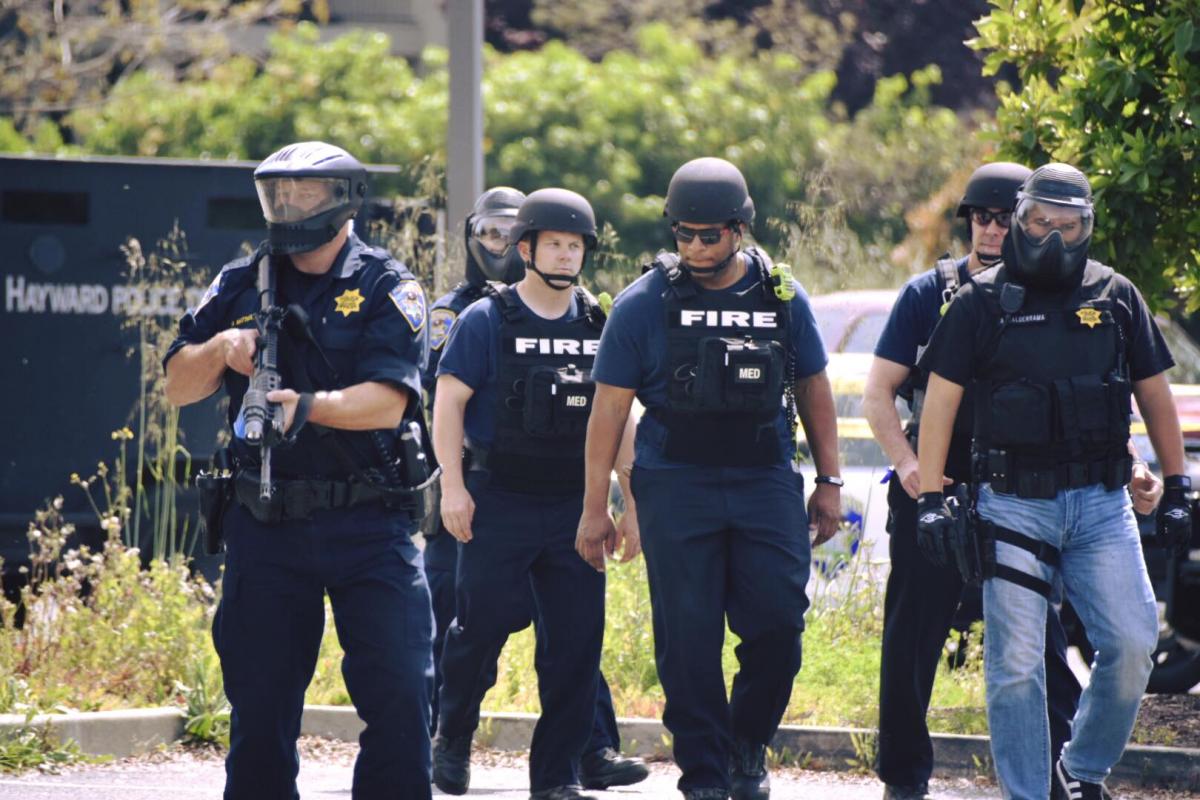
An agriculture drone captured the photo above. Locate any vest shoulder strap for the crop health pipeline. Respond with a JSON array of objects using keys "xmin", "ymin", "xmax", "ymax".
[
  {"xmin": 935, "ymin": 254, "xmax": 960, "ymax": 298},
  {"xmin": 483, "ymin": 281, "xmax": 524, "ymax": 322},
  {"xmin": 572, "ymin": 286, "xmax": 607, "ymax": 330}
]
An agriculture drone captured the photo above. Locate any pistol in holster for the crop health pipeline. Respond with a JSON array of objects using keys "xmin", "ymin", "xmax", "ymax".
[
  {"xmin": 947, "ymin": 482, "xmax": 990, "ymax": 586},
  {"xmin": 196, "ymin": 448, "xmax": 234, "ymax": 554}
]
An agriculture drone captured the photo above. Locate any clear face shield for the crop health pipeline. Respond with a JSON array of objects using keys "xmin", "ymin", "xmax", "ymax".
[
  {"xmin": 471, "ymin": 215, "xmax": 517, "ymax": 256},
  {"xmin": 1014, "ymin": 196, "xmax": 1094, "ymax": 248},
  {"xmin": 255, "ymin": 176, "xmax": 351, "ymax": 224}
]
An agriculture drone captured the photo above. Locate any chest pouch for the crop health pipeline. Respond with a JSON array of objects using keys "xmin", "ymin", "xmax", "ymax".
[
  {"xmin": 693, "ymin": 336, "xmax": 784, "ymax": 415},
  {"xmin": 523, "ymin": 364, "xmax": 597, "ymax": 438},
  {"xmin": 985, "ymin": 380, "xmax": 1053, "ymax": 447}
]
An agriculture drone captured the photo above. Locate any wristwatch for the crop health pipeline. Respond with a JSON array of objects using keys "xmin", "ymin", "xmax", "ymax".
[{"xmin": 814, "ymin": 475, "xmax": 844, "ymax": 487}]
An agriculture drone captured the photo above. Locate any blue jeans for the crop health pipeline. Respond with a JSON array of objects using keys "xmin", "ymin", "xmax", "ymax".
[{"xmin": 977, "ymin": 483, "xmax": 1157, "ymax": 800}]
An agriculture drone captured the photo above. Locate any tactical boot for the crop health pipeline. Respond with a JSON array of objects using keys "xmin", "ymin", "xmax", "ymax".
[
  {"xmin": 883, "ymin": 783, "xmax": 937, "ymax": 800},
  {"xmin": 431, "ymin": 731, "xmax": 472, "ymax": 795},
  {"xmin": 529, "ymin": 785, "xmax": 599, "ymax": 800},
  {"xmin": 729, "ymin": 739, "xmax": 770, "ymax": 800},
  {"xmin": 579, "ymin": 746, "xmax": 650, "ymax": 789},
  {"xmin": 683, "ymin": 790, "xmax": 731, "ymax": 800},
  {"xmin": 1055, "ymin": 759, "xmax": 1108, "ymax": 800}
]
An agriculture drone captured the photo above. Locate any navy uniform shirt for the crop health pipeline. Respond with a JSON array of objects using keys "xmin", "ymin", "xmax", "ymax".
[
  {"xmin": 436, "ymin": 288, "xmax": 590, "ymax": 447},
  {"xmin": 874, "ymin": 256, "xmax": 975, "ymax": 478},
  {"xmin": 919, "ymin": 262, "xmax": 1173, "ymax": 387},
  {"xmin": 591, "ymin": 250, "xmax": 828, "ymax": 470},
  {"xmin": 164, "ymin": 233, "xmax": 429, "ymax": 478},
  {"xmin": 422, "ymin": 282, "xmax": 488, "ymax": 397}
]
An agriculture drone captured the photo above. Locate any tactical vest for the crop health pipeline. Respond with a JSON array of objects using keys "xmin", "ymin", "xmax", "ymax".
[
  {"xmin": 972, "ymin": 261, "xmax": 1132, "ymax": 497},
  {"xmin": 652, "ymin": 249, "xmax": 791, "ymax": 467},
  {"xmin": 484, "ymin": 283, "xmax": 605, "ymax": 494}
]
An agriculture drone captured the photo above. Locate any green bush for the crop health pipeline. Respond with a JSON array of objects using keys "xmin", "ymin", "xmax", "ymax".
[{"xmin": 68, "ymin": 22, "xmax": 975, "ymax": 266}]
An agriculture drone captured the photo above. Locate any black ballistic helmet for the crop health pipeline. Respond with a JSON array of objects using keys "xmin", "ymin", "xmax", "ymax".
[
  {"xmin": 465, "ymin": 186, "xmax": 527, "ymax": 285},
  {"xmin": 1002, "ymin": 163, "xmax": 1095, "ymax": 290},
  {"xmin": 508, "ymin": 188, "xmax": 597, "ymax": 290},
  {"xmin": 663, "ymin": 157, "xmax": 755, "ymax": 226},
  {"xmin": 253, "ymin": 141, "xmax": 368, "ymax": 255},
  {"xmin": 956, "ymin": 162, "xmax": 1032, "ymax": 217}
]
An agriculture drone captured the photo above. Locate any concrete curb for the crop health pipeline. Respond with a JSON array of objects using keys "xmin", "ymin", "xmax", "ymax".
[
  {"xmin": 5, "ymin": 706, "xmax": 1197, "ymax": 791},
  {"xmin": 0, "ymin": 708, "xmax": 185, "ymax": 759}
]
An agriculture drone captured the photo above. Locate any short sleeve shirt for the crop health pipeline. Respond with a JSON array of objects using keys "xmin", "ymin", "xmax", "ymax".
[{"xmin": 591, "ymin": 251, "xmax": 828, "ymax": 469}]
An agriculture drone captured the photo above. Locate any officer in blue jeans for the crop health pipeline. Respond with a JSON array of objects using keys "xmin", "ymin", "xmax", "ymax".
[
  {"xmin": 432, "ymin": 188, "xmax": 641, "ymax": 800},
  {"xmin": 916, "ymin": 163, "xmax": 1192, "ymax": 800},
  {"xmin": 578, "ymin": 157, "xmax": 842, "ymax": 800},
  {"xmin": 164, "ymin": 142, "xmax": 435, "ymax": 799},
  {"xmin": 421, "ymin": 187, "xmax": 647, "ymax": 790}
]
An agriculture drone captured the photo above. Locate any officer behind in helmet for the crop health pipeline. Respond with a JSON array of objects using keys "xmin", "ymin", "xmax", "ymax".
[
  {"xmin": 431, "ymin": 188, "xmax": 641, "ymax": 800},
  {"xmin": 164, "ymin": 141, "xmax": 435, "ymax": 800},
  {"xmin": 864, "ymin": 162, "xmax": 1098, "ymax": 800},
  {"xmin": 578, "ymin": 157, "xmax": 842, "ymax": 800},
  {"xmin": 915, "ymin": 163, "xmax": 1189, "ymax": 800},
  {"xmin": 420, "ymin": 188, "xmax": 647, "ymax": 792}
]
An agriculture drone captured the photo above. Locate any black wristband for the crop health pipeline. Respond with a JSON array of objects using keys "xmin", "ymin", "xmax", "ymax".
[
  {"xmin": 814, "ymin": 475, "xmax": 844, "ymax": 487},
  {"xmin": 918, "ymin": 491, "xmax": 945, "ymax": 506},
  {"xmin": 1164, "ymin": 475, "xmax": 1192, "ymax": 490}
]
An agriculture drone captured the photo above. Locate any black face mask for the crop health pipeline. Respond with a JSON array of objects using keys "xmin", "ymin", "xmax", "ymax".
[{"xmin": 1003, "ymin": 226, "xmax": 1089, "ymax": 290}]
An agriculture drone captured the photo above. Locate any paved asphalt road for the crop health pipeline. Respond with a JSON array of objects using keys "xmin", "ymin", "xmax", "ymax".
[{"xmin": 0, "ymin": 747, "xmax": 1189, "ymax": 800}]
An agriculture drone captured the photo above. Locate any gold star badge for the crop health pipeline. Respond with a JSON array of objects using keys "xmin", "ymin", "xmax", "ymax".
[
  {"xmin": 1076, "ymin": 308, "xmax": 1102, "ymax": 329},
  {"xmin": 334, "ymin": 288, "xmax": 365, "ymax": 317}
]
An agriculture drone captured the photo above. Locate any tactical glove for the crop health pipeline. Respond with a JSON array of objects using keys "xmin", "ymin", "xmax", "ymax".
[
  {"xmin": 1157, "ymin": 475, "xmax": 1193, "ymax": 556},
  {"xmin": 916, "ymin": 491, "xmax": 955, "ymax": 567}
]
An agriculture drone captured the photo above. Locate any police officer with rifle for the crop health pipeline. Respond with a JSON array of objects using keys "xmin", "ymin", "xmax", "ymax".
[
  {"xmin": 421, "ymin": 187, "xmax": 646, "ymax": 790},
  {"xmin": 166, "ymin": 141, "xmax": 436, "ymax": 800},
  {"xmin": 915, "ymin": 163, "xmax": 1191, "ymax": 800}
]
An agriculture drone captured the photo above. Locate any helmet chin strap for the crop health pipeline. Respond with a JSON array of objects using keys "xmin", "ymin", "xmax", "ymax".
[
  {"xmin": 681, "ymin": 242, "xmax": 740, "ymax": 277},
  {"xmin": 527, "ymin": 234, "xmax": 581, "ymax": 290},
  {"xmin": 976, "ymin": 251, "xmax": 1003, "ymax": 267}
]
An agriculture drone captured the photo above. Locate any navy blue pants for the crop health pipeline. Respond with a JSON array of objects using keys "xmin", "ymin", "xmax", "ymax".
[
  {"xmin": 437, "ymin": 476, "xmax": 606, "ymax": 791},
  {"xmin": 632, "ymin": 464, "xmax": 811, "ymax": 794},
  {"xmin": 215, "ymin": 501, "xmax": 434, "ymax": 800},
  {"xmin": 425, "ymin": 530, "xmax": 619, "ymax": 749},
  {"xmin": 876, "ymin": 475, "xmax": 1081, "ymax": 789}
]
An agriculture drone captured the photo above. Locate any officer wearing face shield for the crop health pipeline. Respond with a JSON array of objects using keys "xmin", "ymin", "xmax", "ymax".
[
  {"xmin": 915, "ymin": 163, "xmax": 1190, "ymax": 800},
  {"xmin": 579, "ymin": 158, "xmax": 842, "ymax": 800},
  {"xmin": 430, "ymin": 189, "xmax": 642, "ymax": 800},
  {"xmin": 164, "ymin": 142, "xmax": 436, "ymax": 799},
  {"xmin": 420, "ymin": 188, "xmax": 647, "ymax": 793}
]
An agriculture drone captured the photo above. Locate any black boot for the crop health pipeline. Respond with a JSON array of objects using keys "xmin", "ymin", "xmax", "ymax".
[
  {"xmin": 579, "ymin": 746, "xmax": 650, "ymax": 789},
  {"xmin": 431, "ymin": 732, "xmax": 472, "ymax": 795},
  {"xmin": 883, "ymin": 784, "xmax": 937, "ymax": 800},
  {"xmin": 729, "ymin": 739, "xmax": 770, "ymax": 800},
  {"xmin": 683, "ymin": 790, "xmax": 730, "ymax": 800}
]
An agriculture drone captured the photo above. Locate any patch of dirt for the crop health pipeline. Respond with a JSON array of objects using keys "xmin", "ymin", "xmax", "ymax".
[{"xmin": 1131, "ymin": 693, "xmax": 1200, "ymax": 749}]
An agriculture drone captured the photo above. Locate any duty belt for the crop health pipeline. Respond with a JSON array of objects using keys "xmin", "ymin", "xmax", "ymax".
[
  {"xmin": 233, "ymin": 468, "xmax": 395, "ymax": 524},
  {"xmin": 980, "ymin": 449, "xmax": 1132, "ymax": 499}
]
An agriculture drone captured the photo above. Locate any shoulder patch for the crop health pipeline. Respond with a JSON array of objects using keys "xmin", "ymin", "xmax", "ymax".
[
  {"xmin": 390, "ymin": 280, "xmax": 427, "ymax": 332},
  {"xmin": 429, "ymin": 307, "xmax": 457, "ymax": 351},
  {"xmin": 194, "ymin": 273, "xmax": 222, "ymax": 314}
]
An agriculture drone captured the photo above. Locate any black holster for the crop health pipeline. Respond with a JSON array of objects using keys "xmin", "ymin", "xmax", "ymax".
[
  {"xmin": 947, "ymin": 483, "xmax": 990, "ymax": 587},
  {"xmin": 196, "ymin": 448, "xmax": 234, "ymax": 554}
]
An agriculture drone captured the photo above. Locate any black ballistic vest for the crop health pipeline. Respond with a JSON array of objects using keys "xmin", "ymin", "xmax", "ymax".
[
  {"xmin": 485, "ymin": 283, "xmax": 605, "ymax": 494},
  {"xmin": 654, "ymin": 249, "xmax": 790, "ymax": 467},
  {"xmin": 972, "ymin": 261, "xmax": 1131, "ymax": 472}
]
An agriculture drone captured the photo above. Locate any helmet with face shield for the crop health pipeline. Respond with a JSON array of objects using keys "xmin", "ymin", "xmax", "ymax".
[
  {"xmin": 253, "ymin": 142, "xmax": 368, "ymax": 255},
  {"xmin": 464, "ymin": 187, "xmax": 527, "ymax": 285},
  {"xmin": 1003, "ymin": 163, "xmax": 1096, "ymax": 289}
]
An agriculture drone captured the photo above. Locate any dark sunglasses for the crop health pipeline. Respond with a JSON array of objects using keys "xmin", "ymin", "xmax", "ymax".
[
  {"xmin": 672, "ymin": 223, "xmax": 729, "ymax": 245},
  {"xmin": 970, "ymin": 209, "xmax": 1013, "ymax": 228}
]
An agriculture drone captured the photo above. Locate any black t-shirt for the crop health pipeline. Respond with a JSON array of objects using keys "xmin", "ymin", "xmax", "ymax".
[{"xmin": 920, "ymin": 262, "xmax": 1175, "ymax": 387}]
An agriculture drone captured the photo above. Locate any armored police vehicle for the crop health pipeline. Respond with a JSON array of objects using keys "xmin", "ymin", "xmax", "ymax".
[{"xmin": 0, "ymin": 153, "xmax": 421, "ymax": 588}]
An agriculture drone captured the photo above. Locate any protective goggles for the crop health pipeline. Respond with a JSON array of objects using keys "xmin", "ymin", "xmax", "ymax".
[
  {"xmin": 969, "ymin": 209, "xmax": 1012, "ymax": 229},
  {"xmin": 471, "ymin": 215, "xmax": 517, "ymax": 254},
  {"xmin": 671, "ymin": 223, "xmax": 729, "ymax": 245},
  {"xmin": 1014, "ymin": 196, "xmax": 1094, "ymax": 246},
  {"xmin": 255, "ymin": 177, "xmax": 350, "ymax": 223}
]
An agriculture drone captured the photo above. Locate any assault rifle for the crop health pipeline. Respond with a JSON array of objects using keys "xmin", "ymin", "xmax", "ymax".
[{"xmin": 239, "ymin": 257, "xmax": 288, "ymax": 502}]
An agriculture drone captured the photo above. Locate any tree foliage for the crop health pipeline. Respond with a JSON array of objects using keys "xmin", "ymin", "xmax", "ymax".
[
  {"xmin": 68, "ymin": 22, "xmax": 976, "ymax": 265},
  {"xmin": 969, "ymin": 0, "xmax": 1200, "ymax": 310}
]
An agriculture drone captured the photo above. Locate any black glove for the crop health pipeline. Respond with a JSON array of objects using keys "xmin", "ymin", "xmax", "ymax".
[
  {"xmin": 1157, "ymin": 475, "xmax": 1193, "ymax": 556},
  {"xmin": 916, "ymin": 491, "xmax": 955, "ymax": 567}
]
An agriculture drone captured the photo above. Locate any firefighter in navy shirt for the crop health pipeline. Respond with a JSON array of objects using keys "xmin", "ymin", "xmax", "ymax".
[
  {"xmin": 431, "ymin": 189, "xmax": 640, "ymax": 800},
  {"xmin": 164, "ymin": 142, "xmax": 434, "ymax": 800},
  {"xmin": 421, "ymin": 188, "xmax": 646, "ymax": 791},
  {"xmin": 579, "ymin": 158, "xmax": 842, "ymax": 800}
]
